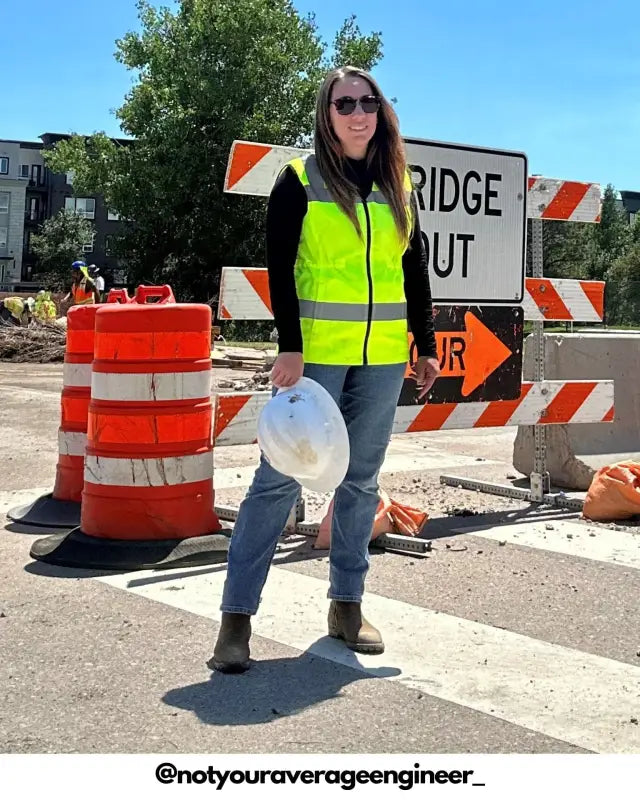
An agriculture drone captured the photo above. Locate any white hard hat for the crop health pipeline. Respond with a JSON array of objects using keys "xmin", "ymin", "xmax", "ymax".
[{"xmin": 257, "ymin": 377, "xmax": 350, "ymax": 493}]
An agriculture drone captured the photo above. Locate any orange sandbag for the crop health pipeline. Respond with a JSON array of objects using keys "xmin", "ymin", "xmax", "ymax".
[
  {"xmin": 583, "ymin": 462, "xmax": 640, "ymax": 521},
  {"xmin": 387, "ymin": 498, "xmax": 429, "ymax": 536},
  {"xmin": 314, "ymin": 489, "xmax": 428, "ymax": 549}
]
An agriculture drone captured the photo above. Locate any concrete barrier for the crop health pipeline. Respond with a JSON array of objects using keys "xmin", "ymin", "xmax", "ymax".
[{"xmin": 513, "ymin": 332, "xmax": 640, "ymax": 489}]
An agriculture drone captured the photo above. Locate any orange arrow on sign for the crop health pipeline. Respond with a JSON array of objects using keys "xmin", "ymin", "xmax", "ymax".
[{"xmin": 408, "ymin": 311, "xmax": 513, "ymax": 397}]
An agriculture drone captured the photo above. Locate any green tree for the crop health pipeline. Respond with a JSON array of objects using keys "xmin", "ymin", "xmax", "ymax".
[
  {"xmin": 605, "ymin": 209, "xmax": 640, "ymax": 325},
  {"xmin": 30, "ymin": 210, "xmax": 94, "ymax": 290},
  {"xmin": 526, "ymin": 219, "xmax": 591, "ymax": 279},
  {"xmin": 585, "ymin": 184, "xmax": 631, "ymax": 283},
  {"xmin": 44, "ymin": 0, "xmax": 383, "ymax": 312},
  {"xmin": 527, "ymin": 186, "xmax": 631, "ymax": 280},
  {"xmin": 606, "ymin": 242, "xmax": 640, "ymax": 325}
]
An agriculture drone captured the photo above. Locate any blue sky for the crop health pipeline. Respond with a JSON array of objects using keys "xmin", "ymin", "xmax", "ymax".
[{"xmin": 3, "ymin": 0, "xmax": 639, "ymax": 190}]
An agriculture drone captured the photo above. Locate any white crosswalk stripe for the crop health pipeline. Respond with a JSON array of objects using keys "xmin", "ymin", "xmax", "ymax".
[
  {"xmin": 453, "ymin": 520, "xmax": 640, "ymax": 571},
  {"xmin": 99, "ymin": 554, "xmax": 640, "ymax": 754}
]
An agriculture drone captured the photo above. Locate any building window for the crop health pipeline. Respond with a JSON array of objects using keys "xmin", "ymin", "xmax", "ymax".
[
  {"xmin": 24, "ymin": 230, "xmax": 31, "ymax": 253},
  {"xmin": 27, "ymin": 197, "xmax": 39, "ymax": 221},
  {"xmin": 82, "ymin": 232, "xmax": 96, "ymax": 253},
  {"xmin": 0, "ymin": 157, "xmax": 8, "ymax": 175},
  {"xmin": 0, "ymin": 192, "xmax": 9, "ymax": 214},
  {"xmin": 107, "ymin": 209, "xmax": 120, "ymax": 221},
  {"xmin": 65, "ymin": 197, "xmax": 96, "ymax": 220},
  {"xmin": 105, "ymin": 234, "xmax": 114, "ymax": 255},
  {"xmin": 0, "ymin": 227, "xmax": 7, "ymax": 248},
  {"xmin": 20, "ymin": 165, "xmax": 30, "ymax": 179},
  {"xmin": 31, "ymin": 164, "xmax": 43, "ymax": 185}
]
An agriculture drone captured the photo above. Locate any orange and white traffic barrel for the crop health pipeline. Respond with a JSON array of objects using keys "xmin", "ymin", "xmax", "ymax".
[
  {"xmin": 8, "ymin": 304, "xmax": 98, "ymax": 528},
  {"xmin": 31, "ymin": 299, "xmax": 230, "ymax": 569},
  {"xmin": 9, "ymin": 290, "xmax": 136, "ymax": 530},
  {"xmin": 54, "ymin": 305, "xmax": 98, "ymax": 502}
]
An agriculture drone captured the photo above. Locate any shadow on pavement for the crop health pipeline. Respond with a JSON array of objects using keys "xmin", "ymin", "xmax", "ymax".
[
  {"xmin": 23, "ymin": 560, "xmax": 118, "ymax": 579},
  {"xmin": 163, "ymin": 641, "xmax": 400, "ymax": 726},
  {"xmin": 422, "ymin": 505, "xmax": 581, "ymax": 541},
  {"xmin": 20, "ymin": 534, "xmax": 349, "ymax": 584},
  {"xmin": 4, "ymin": 521, "xmax": 73, "ymax": 536}
]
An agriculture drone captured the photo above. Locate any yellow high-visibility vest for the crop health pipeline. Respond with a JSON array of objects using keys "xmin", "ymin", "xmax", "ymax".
[
  {"xmin": 33, "ymin": 291, "xmax": 56, "ymax": 320},
  {"xmin": 287, "ymin": 154, "xmax": 412, "ymax": 365}
]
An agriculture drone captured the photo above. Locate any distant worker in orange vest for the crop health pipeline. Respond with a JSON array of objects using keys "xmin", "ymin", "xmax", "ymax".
[{"xmin": 64, "ymin": 260, "xmax": 99, "ymax": 306}]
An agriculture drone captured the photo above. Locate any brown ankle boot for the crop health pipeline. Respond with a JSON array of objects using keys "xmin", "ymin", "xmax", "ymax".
[
  {"xmin": 207, "ymin": 612, "xmax": 251, "ymax": 673},
  {"xmin": 328, "ymin": 600, "xmax": 384, "ymax": 654}
]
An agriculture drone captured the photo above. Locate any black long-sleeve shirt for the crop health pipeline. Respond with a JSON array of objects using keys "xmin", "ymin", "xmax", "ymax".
[{"xmin": 265, "ymin": 157, "xmax": 437, "ymax": 359}]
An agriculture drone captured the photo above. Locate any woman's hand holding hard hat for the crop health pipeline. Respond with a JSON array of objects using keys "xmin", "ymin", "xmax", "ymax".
[{"xmin": 271, "ymin": 352, "xmax": 304, "ymax": 388}]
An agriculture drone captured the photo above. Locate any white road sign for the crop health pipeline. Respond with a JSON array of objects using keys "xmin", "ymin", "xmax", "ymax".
[{"xmin": 404, "ymin": 138, "xmax": 527, "ymax": 304}]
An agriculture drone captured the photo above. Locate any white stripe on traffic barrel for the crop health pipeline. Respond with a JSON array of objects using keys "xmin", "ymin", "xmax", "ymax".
[
  {"xmin": 58, "ymin": 430, "xmax": 88, "ymax": 457},
  {"xmin": 63, "ymin": 362, "xmax": 92, "ymax": 388},
  {"xmin": 91, "ymin": 370, "xmax": 212, "ymax": 402},
  {"xmin": 84, "ymin": 452, "xmax": 214, "ymax": 487}
]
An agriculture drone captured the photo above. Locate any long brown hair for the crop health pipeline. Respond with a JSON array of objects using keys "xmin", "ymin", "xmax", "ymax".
[{"xmin": 314, "ymin": 66, "xmax": 411, "ymax": 243}]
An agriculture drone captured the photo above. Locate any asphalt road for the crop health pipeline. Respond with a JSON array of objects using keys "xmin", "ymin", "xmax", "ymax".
[{"xmin": 1, "ymin": 363, "xmax": 639, "ymax": 755}]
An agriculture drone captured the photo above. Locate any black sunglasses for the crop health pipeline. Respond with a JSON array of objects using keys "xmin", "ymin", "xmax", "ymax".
[{"xmin": 330, "ymin": 94, "xmax": 381, "ymax": 115}]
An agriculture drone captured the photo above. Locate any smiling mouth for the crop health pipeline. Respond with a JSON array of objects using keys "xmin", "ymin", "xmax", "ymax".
[{"xmin": 349, "ymin": 126, "xmax": 367, "ymax": 133}]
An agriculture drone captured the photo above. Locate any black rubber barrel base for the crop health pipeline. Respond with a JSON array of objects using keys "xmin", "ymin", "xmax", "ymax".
[
  {"xmin": 29, "ymin": 527, "xmax": 233, "ymax": 571},
  {"xmin": 7, "ymin": 494, "xmax": 81, "ymax": 530}
]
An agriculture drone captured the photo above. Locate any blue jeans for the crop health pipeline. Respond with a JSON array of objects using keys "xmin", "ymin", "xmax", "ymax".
[{"xmin": 220, "ymin": 362, "xmax": 406, "ymax": 614}]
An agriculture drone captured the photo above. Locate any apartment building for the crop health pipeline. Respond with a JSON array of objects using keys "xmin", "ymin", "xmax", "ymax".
[
  {"xmin": 0, "ymin": 140, "xmax": 31, "ymax": 287},
  {"xmin": 0, "ymin": 133, "xmax": 128, "ymax": 290}
]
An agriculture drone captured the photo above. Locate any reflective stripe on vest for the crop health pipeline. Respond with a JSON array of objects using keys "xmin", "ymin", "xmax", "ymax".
[
  {"xmin": 298, "ymin": 300, "xmax": 407, "ymax": 322},
  {"xmin": 288, "ymin": 154, "xmax": 412, "ymax": 366}
]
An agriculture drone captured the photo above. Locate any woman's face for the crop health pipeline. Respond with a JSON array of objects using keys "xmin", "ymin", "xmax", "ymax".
[{"xmin": 329, "ymin": 75, "xmax": 378, "ymax": 159}]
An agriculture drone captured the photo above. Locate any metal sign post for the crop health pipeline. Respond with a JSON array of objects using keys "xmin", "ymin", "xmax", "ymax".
[{"xmin": 530, "ymin": 218, "xmax": 551, "ymax": 501}]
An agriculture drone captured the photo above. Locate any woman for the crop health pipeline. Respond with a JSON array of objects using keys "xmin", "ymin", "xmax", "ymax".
[{"xmin": 209, "ymin": 66, "xmax": 440, "ymax": 673}]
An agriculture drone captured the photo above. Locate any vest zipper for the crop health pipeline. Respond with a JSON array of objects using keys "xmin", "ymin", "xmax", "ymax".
[{"xmin": 362, "ymin": 198, "xmax": 373, "ymax": 366}]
